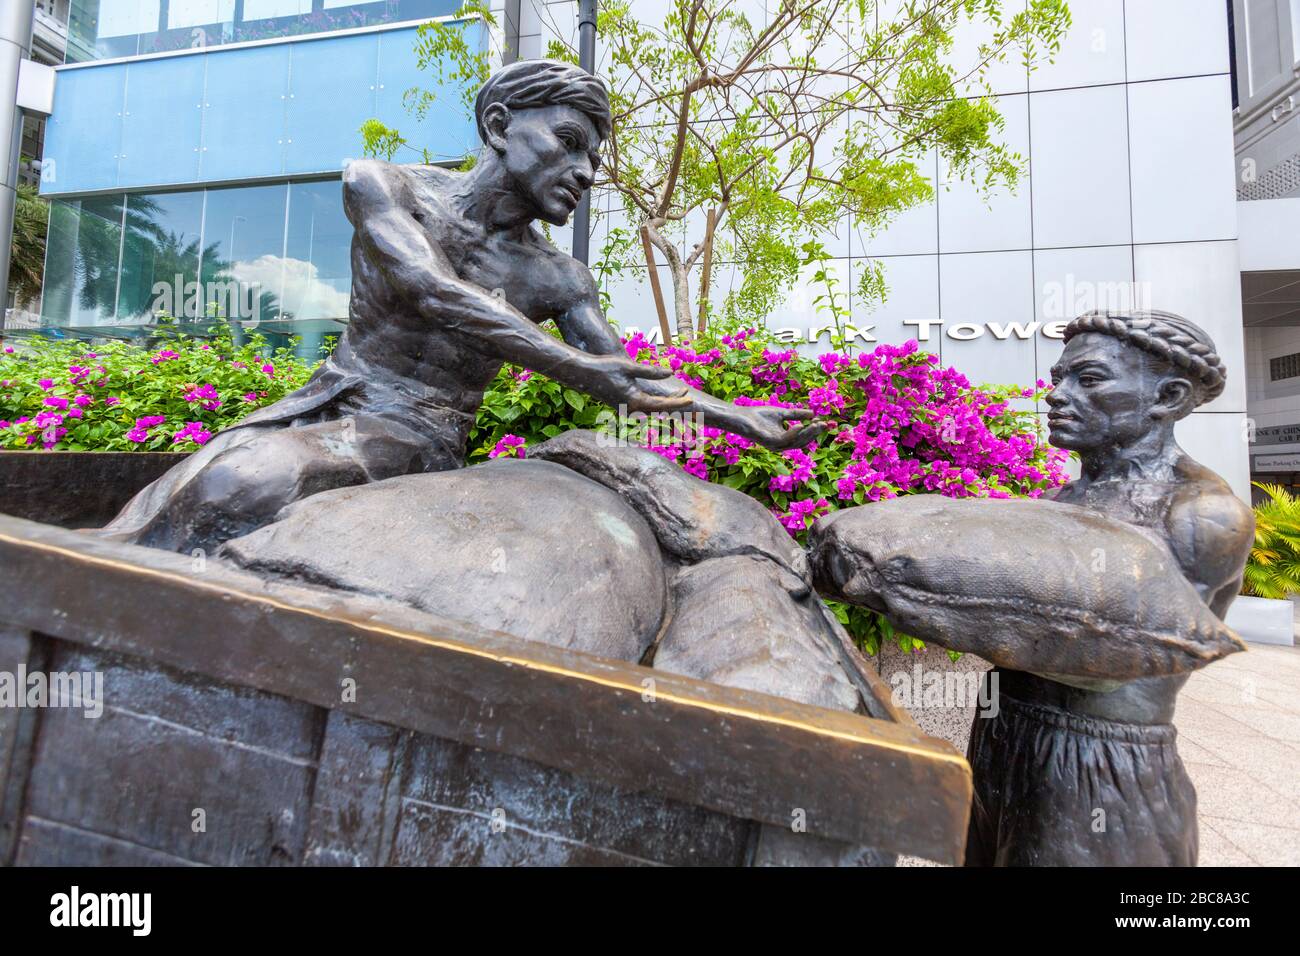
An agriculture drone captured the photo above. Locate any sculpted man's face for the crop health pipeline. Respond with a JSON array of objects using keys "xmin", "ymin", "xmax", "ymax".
[
  {"xmin": 1046, "ymin": 333, "xmax": 1181, "ymax": 453},
  {"xmin": 493, "ymin": 103, "xmax": 603, "ymax": 226}
]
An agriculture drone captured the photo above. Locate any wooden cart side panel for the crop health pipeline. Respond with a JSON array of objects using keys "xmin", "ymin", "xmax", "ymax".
[
  {"xmin": 10, "ymin": 644, "xmax": 767, "ymax": 867},
  {"xmin": 0, "ymin": 629, "xmax": 44, "ymax": 866},
  {"xmin": 0, "ymin": 517, "xmax": 971, "ymax": 863}
]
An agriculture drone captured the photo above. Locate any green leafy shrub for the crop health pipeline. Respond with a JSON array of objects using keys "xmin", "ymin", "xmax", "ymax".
[
  {"xmin": 0, "ymin": 328, "xmax": 316, "ymax": 452},
  {"xmin": 1244, "ymin": 482, "xmax": 1300, "ymax": 600}
]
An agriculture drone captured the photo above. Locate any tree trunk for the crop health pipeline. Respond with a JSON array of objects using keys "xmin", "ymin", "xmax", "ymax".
[{"xmin": 659, "ymin": 241, "xmax": 694, "ymax": 344}]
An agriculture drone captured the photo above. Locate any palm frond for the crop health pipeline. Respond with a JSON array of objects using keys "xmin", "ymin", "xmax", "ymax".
[{"xmin": 1245, "ymin": 482, "xmax": 1300, "ymax": 598}]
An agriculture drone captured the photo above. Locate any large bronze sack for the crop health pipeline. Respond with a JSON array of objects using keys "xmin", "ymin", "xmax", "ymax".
[
  {"xmin": 529, "ymin": 429, "xmax": 811, "ymax": 596},
  {"xmin": 809, "ymin": 495, "xmax": 1246, "ymax": 681},
  {"xmin": 218, "ymin": 459, "xmax": 667, "ymax": 663}
]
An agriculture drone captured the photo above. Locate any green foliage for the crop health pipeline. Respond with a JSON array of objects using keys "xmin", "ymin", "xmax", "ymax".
[
  {"xmin": 1243, "ymin": 482, "xmax": 1300, "ymax": 600},
  {"xmin": 0, "ymin": 329, "xmax": 316, "ymax": 452},
  {"xmin": 360, "ymin": 2, "xmax": 497, "ymax": 166},
  {"xmin": 9, "ymin": 182, "xmax": 48, "ymax": 305},
  {"xmin": 586, "ymin": 0, "xmax": 1071, "ymax": 338}
]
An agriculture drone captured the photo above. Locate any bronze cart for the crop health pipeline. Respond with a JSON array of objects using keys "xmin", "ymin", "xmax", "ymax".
[{"xmin": 0, "ymin": 515, "xmax": 970, "ymax": 866}]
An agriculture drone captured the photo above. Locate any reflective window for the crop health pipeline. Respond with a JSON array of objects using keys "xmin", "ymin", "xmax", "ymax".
[
  {"xmin": 201, "ymin": 183, "xmax": 290, "ymax": 326},
  {"xmin": 115, "ymin": 191, "xmax": 205, "ymax": 323},
  {"xmin": 282, "ymin": 180, "xmax": 353, "ymax": 323},
  {"xmin": 39, "ymin": 180, "xmax": 353, "ymax": 334},
  {"xmin": 66, "ymin": 0, "xmax": 464, "ymax": 63},
  {"xmin": 39, "ymin": 195, "xmax": 127, "ymax": 327}
]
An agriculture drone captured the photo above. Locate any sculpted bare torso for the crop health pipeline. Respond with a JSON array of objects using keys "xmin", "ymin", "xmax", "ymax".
[
  {"xmin": 1002, "ymin": 442, "xmax": 1253, "ymax": 725},
  {"xmin": 340, "ymin": 164, "xmax": 593, "ymax": 419}
]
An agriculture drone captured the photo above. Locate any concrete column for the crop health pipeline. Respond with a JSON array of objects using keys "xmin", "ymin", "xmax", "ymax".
[{"xmin": 0, "ymin": 1, "xmax": 34, "ymax": 322}]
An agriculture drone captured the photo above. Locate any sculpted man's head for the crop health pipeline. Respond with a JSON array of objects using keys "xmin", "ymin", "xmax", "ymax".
[
  {"xmin": 1046, "ymin": 310, "xmax": 1227, "ymax": 455},
  {"xmin": 474, "ymin": 59, "xmax": 612, "ymax": 226}
]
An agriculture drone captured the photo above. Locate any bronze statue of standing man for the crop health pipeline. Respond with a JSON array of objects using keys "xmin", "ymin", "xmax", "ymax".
[{"xmin": 963, "ymin": 310, "xmax": 1253, "ymax": 866}]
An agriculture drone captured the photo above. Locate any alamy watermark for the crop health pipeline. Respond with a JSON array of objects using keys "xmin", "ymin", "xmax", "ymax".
[
  {"xmin": 0, "ymin": 666, "xmax": 103, "ymax": 718},
  {"xmin": 890, "ymin": 661, "xmax": 999, "ymax": 718},
  {"xmin": 594, "ymin": 405, "xmax": 706, "ymax": 447},
  {"xmin": 151, "ymin": 274, "xmax": 263, "ymax": 327}
]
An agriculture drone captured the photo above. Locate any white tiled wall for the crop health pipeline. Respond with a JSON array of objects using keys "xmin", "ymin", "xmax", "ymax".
[{"xmin": 515, "ymin": 0, "xmax": 1250, "ymax": 499}]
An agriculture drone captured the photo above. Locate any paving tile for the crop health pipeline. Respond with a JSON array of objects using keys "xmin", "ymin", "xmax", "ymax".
[
  {"xmin": 1200, "ymin": 817, "xmax": 1300, "ymax": 867},
  {"xmin": 1172, "ymin": 697, "xmax": 1260, "ymax": 741},
  {"xmin": 1174, "ymin": 735, "xmax": 1229, "ymax": 768},
  {"xmin": 1182, "ymin": 762, "xmax": 1300, "ymax": 829},
  {"xmin": 1207, "ymin": 706, "xmax": 1300, "ymax": 744},
  {"xmin": 1198, "ymin": 818, "xmax": 1257, "ymax": 866},
  {"xmin": 1180, "ymin": 729, "xmax": 1300, "ymax": 801},
  {"xmin": 1194, "ymin": 663, "xmax": 1296, "ymax": 695},
  {"xmin": 1211, "ymin": 646, "xmax": 1300, "ymax": 679},
  {"xmin": 1180, "ymin": 673, "xmax": 1296, "ymax": 715}
]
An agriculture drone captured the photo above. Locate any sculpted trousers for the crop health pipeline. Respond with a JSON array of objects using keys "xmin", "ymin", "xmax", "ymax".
[
  {"xmin": 98, "ymin": 388, "xmax": 476, "ymax": 555},
  {"xmin": 964, "ymin": 691, "xmax": 1197, "ymax": 866}
]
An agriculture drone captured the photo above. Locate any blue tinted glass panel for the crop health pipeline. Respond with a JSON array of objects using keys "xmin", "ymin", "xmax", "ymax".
[
  {"xmin": 67, "ymin": 0, "xmax": 462, "ymax": 63},
  {"xmin": 201, "ymin": 183, "xmax": 289, "ymax": 325},
  {"xmin": 376, "ymin": 23, "xmax": 479, "ymax": 165},
  {"xmin": 66, "ymin": 0, "xmax": 150, "ymax": 63},
  {"xmin": 38, "ymin": 200, "xmax": 86, "ymax": 326},
  {"xmin": 143, "ymin": 0, "xmax": 237, "ymax": 54},
  {"xmin": 200, "ymin": 44, "xmax": 290, "ymax": 182},
  {"xmin": 282, "ymin": 180, "xmax": 352, "ymax": 322},
  {"xmin": 284, "ymin": 34, "xmax": 378, "ymax": 175},
  {"xmin": 38, "ymin": 195, "xmax": 126, "ymax": 327},
  {"xmin": 40, "ymin": 63, "xmax": 127, "ymax": 194},
  {"xmin": 119, "ymin": 55, "xmax": 205, "ymax": 187},
  {"xmin": 116, "ymin": 191, "xmax": 206, "ymax": 322}
]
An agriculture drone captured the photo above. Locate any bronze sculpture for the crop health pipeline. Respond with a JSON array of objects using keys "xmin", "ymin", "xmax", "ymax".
[
  {"xmin": 100, "ymin": 60, "xmax": 820, "ymax": 555},
  {"xmin": 812, "ymin": 310, "xmax": 1254, "ymax": 866},
  {"xmin": 90, "ymin": 54, "xmax": 1255, "ymax": 868}
]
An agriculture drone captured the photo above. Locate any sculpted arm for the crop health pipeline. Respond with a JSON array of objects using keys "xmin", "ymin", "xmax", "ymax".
[
  {"xmin": 342, "ymin": 160, "xmax": 686, "ymax": 412},
  {"xmin": 1166, "ymin": 489, "xmax": 1255, "ymax": 619},
  {"xmin": 553, "ymin": 270, "xmax": 825, "ymax": 452}
]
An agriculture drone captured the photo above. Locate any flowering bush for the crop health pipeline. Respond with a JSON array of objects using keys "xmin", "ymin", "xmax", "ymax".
[
  {"xmin": 0, "ymin": 329, "xmax": 317, "ymax": 452},
  {"xmin": 471, "ymin": 327, "xmax": 1071, "ymax": 652}
]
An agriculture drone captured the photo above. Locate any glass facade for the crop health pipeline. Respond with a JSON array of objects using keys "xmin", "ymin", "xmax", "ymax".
[
  {"xmin": 36, "ymin": 11, "xmax": 492, "ymax": 346},
  {"xmin": 39, "ymin": 179, "xmax": 352, "ymax": 353},
  {"xmin": 42, "ymin": 21, "xmax": 482, "ymax": 194},
  {"xmin": 66, "ymin": 0, "xmax": 463, "ymax": 63}
]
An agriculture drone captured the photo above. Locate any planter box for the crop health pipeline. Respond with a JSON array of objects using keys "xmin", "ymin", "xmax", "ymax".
[
  {"xmin": 1225, "ymin": 595, "xmax": 1296, "ymax": 647},
  {"xmin": 0, "ymin": 450, "xmax": 188, "ymax": 529}
]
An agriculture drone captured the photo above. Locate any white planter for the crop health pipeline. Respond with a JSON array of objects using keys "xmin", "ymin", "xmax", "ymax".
[{"xmin": 1225, "ymin": 595, "xmax": 1296, "ymax": 647}]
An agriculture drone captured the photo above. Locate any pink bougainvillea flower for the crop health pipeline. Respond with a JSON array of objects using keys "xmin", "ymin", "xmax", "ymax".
[
  {"xmin": 172, "ymin": 421, "xmax": 213, "ymax": 446},
  {"xmin": 489, "ymin": 433, "xmax": 526, "ymax": 459},
  {"xmin": 183, "ymin": 383, "xmax": 222, "ymax": 411}
]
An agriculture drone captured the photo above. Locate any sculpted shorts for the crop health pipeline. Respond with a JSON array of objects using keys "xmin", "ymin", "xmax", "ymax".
[{"xmin": 964, "ymin": 692, "xmax": 1197, "ymax": 867}]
